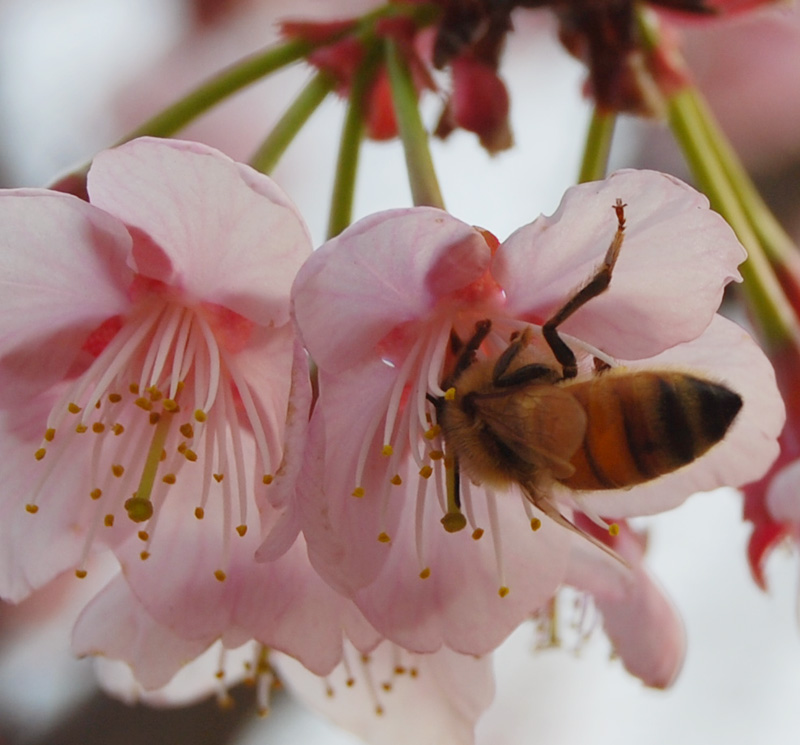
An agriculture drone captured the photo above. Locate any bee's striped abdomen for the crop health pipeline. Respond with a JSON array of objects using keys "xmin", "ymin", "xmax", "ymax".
[{"xmin": 560, "ymin": 371, "xmax": 742, "ymax": 491}]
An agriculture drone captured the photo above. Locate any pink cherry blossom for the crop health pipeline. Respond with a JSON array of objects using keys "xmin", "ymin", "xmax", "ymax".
[
  {"xmin": 0, "ymin": 137, "xmax": 312, "ymax": 613},
  {"xmin": 566, "ymin": 518, "xmax": 685, "ymax": 688},
  {"xmin": 289, "ymin": 168, "xmax": 784, "ymax": 657}
]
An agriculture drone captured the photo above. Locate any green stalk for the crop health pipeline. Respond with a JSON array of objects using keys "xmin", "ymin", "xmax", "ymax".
[
  {"xmin": 385, "ymin": 39, "xmax": 444, "ymax": 209},
  {"xmin": 327, "ymin": 45, "xmax": 382, "ymax": 238},
  {"xmin": 118, "ymin": 38, "xmax": 317, "ymax": 144},
  {"xmin": 669, "ymin": 87, "xmax": 800, "ymax": 348},
  {"xmin": 578, "ymin": 108, "xmax": 617, "ymax": 184},
  {"xmin": 684, "ymin": 89, "xmax": 800, "ymax": 268},
  {"xmin": 250, "ymin": 72, "xmax": 336, "ymax": 174}
]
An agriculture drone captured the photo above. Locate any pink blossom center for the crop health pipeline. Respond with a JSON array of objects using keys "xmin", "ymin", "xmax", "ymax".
[{"xmin": 27, "ymin": 285, "xmax": 276, "ymax": 581}]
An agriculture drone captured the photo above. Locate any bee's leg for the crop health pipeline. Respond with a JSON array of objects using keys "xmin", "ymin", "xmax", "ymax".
[
  {"xmin": 444, "ymin": 319, "xmax": 493, "ymax": 389},
  {"xmin": 542, "ymin": 199, "xmax": 626, "ymax": 379},
  {"xmin": 523, "ymin": 484, "xmax": 628, "ymax": 566}
]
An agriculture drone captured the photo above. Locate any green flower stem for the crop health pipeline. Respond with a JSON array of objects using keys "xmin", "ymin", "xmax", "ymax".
[
  {"xmin": 385, "ymin": 39, "xmax": 445, "ymax": 209},
  {"xmin": 684, "ymin": 88, "xmax": 800, "ymax": 268},
  {"xmin": 250, "ymin": 72, "xmax": 336, "ymax": 174},
  {"xmin": 117, "ymin": 38, "xmax": 318, "ymax": 144},
  {"xmin": 578, "ymin": 108, "xmax": 617, "ymax": 184},
  {"xmin": 669, "ymin": 87, "xmax": 800, "ymax": 348},
  {"xmin": 327, "ymin": 44, "xmax": 382, "ymax": 239}
]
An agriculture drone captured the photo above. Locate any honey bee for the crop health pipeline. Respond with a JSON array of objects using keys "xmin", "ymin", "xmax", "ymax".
[{"xmin": 437, "ymin": 200, "xmax": 743, "ymax": 556}]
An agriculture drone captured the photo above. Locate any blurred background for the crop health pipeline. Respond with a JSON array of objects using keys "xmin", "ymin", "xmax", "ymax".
[{"xmin": 2, "ymin": 1, "xmax": 800, "ymax": 743}]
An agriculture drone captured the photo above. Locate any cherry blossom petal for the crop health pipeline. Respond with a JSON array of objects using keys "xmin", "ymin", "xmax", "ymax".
[
  {"xmin": 292, "ymin": 207, "xmax": 496, "ymax": 373},
  {"xmin": 566, "ymin": 526, "xmax": 686, "ymax": 689},
  {"xmin": 351, "ymin": 478, "xmax": 570, "ymax": 655},
  {"xmin": 92, "ymin": 640, "xmax": 261, "ymax": 707},
  {"xmin": 765, "ymin": 460, "xmax": 800, "ymax": 523},
  {"xmin": 0, "ymin": 395, "xmax": 132, "ymax": 602},
  {"xmin": 72, "ymin": 573, "xmax": 210, "ymax": 690},
  {"xmin": 87, "ymin": 138, "xmax": 311, "ymax": 327},
  {"xmin": 571, "ymin": 315, "xmax": 784, "ymax": 518},
  {"xmin": 495, "ymin": 170, "xmax": 745, "ymax": 359},
  {"xmin": 0, "ymin": 191, "xmax": 133, "ymax": 402},
  {"xmin": 276, "ymin": 640, "xmax": 495, "ymax": 745}
]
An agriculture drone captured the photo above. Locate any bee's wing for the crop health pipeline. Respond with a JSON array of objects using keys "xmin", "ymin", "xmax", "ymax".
[
  {"xmin": 472, "ymin": 386, "xmax": 587, "ymax": 479},
  {"xmin": 522, "ymin": 485, "xmax": 628, "ymax": 566}
]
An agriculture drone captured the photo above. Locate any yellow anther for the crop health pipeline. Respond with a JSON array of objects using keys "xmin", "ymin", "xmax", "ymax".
[
  {"xmin": 108, "ymin": 393, "xmax": 122, "ymax": 403},
  {"xmin": 531, "ymin": 517, "xmax": 542, "ymax": 531},
  {"xmin": 381, "ymin": 683, "xmax": 392, "ymax": 692},
  {"xmin": 424, "ymin": 424, "xmax": 441, "ymax": 440},
  {"xmin": 375, "ymin": 706, "xmax": 385, "ymax": 717},
  {"xmin": 95, "ymin": 400, "xmax": 101, "ymax": 409},
  {"xmin": 162, "ymin": 399, "xmax": 179, "ymax": 412},
  {"xmin": 377, "ymin": 532, "xmax": 391, "ymax": 543},
  {"xmin": 75, "ymin": 569, "xmax": 87, "ymax": 579},
  {"xmin": 25, "ymin": 504, "xmax": 39, "ymax": 514},
  {"xmin": 129, "ymin": 383, "xmax": 139, "ymax": 394},
  {"xmin": 429, "ymin": 450, "xmax": 444, "ymax": 460},
  {"xmin": 135, "ymin": 397, "xmax": 153, "ymax": 411},
  {"xmin": 34, "ymin": 448, "xmax": 46, "ymax": 461},
  {"xmin": 419, "ymin": 567, "xmax": 431, "ymax": 579},
  {"xmin": 137, "ymin": 531, "xmax": 149, "ymax": 541},
  {"xmin": 140, "ymin": 551, "xmax": 150, "ymax": 561},
  {"xmin": 92, "ymin": 422, "xmax": 105, "ymax": 433},
  {"xmin": 194, "ymin": 409, "xmax": 207, "ymax": 422},
  {"xmin": 440, "ymin": 512, "xmax": 467, "ymax": 533},
  {"xmin": 160, "ymin": 449, "xmax": 167, "ymax": 461},
  {"xmin": 44, "ymin": 428, "xmax": 55, "ymax": 442},
  {"xmin": 194, "ymin": 507, "xmax": 205, "ymax": 519},
  {"xmin": 214, "ymin": 569, "xmax": 227, "ymax": 582},
  {"xmin": 472, "ymin": 528, "xmax": 484, "ymax": 540},
  {"xmin": 75, "ymin": 424, "xmax": 87, "ymax": 434},
  {"xmin": 111, "ymin": 464, "xmax": 124, "ymax": 477},
  {"xmin": 148, "ymin": 387, "xmax": 163, "ymax": 402},
  {"xmin": 352, "ymin": 486, "xmax": 365, "ymax": 498},
  {"xmin": 262, "ymin": 474, "xmax": 273, "ymax": 485},
  {"xmin": 112, "ymin": 423, "xmax": 125, "ymax": 435},
  {"xmin": 175, "ymin": 381, "xmax": 185, "ymax": 393},
  {"xmin": 179, "ymin": 423, "xmax": 194, "ymax": 439},
  {"xmin": 162, "ymin": 473, "xmax": 176, "ymax": 484},
  {"xmin": 104, "ymin": 514, "xmax": 114, "ymax": 527},
  {"xmin": 68, "ymin": 402, "xmax": 81, "ymax": 414},
  {"xmin": 124, "ymin": 496, "xmax": 153, "ymax": 522},
  {"xmin": 390, "ymin": 474, "xmax": 402, "ymax": 486},
  {"xmin": 214, "ymin": 473, "xmax": 224, "ymax": 483},
  {"xmin": 382, "ymin": 444, "xmax": 393, "ymax": 457},
  {"xmin": 394, "ymin": 666, "xmax": 407, "ymax": 675},
  {"xmin": 444, "ymin": 387, "xmax": 456, "ymax": 401},
  {"xmin": 149, "ymin": 412, "xmax": 160, "ymax": 425},
  {"xmin": 90, "ymin": 488, "xmax": 102, "ymax": 500},
  {"xmin": 184, "ymin": 449, "xmax": 198, "ymax": 462},
  {"xmin": 236, "ymin": 525, "xmax": 248, "ymax": 537},
  {"xmin": 419, "ymin": 465, "xmax": 433, "ymax": 479},
  {"xmin": 609, "ymin": 522, "xmax": 620, "ymax": 537},
  {"xmin": 177, "ymin": 442, "xmax": 187, "ymax": 454},
  {"xmin": 498, "ymin": 586, "xmax": 510, "ymax": 598}
]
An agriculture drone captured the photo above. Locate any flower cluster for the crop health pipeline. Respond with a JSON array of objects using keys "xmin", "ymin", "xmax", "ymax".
[{"xmin": 0, "ymin": 0, "xmax": 792, "ymax": 729}]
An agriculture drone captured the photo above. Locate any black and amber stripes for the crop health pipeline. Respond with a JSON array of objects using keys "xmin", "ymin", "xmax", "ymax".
[{"xmin": 559, "ymin": 370, "xmax": 743, "ymax": 491}]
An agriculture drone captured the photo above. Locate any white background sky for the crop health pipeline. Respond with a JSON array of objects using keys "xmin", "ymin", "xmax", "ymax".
[{"xmin": 1, "ymin": 1, "xmax": 799, "ymax": 744}]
